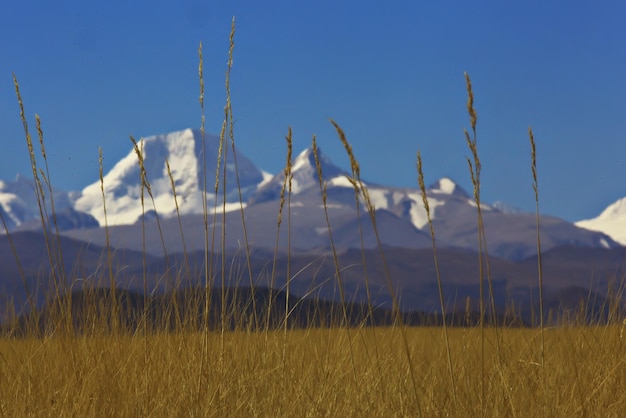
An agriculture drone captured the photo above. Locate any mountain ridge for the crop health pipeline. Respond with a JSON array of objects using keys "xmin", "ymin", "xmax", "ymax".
[{"xmin": 0, "ymin": 128, "xmax": 623, "ymax": 255}]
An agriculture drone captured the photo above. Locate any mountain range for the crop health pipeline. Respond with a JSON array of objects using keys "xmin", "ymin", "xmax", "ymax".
[
  {"xmin": 1, "ymin": 128, "xmax": 625, "ymax": 318},
  {"xmin": 1, "ymin": 128, "xmax": 623, "ymax": 257}
]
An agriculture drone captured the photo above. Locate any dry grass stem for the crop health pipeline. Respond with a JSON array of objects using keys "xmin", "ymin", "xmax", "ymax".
[
  {"xmin": 529, "ymin": 127, "xmax": 546, "ymax": 410},
  {"xmin": 332, "ymin": 119, "xmax": 423, "ymax": 417},
  {"xmin": 417, "ymin": 151, "xmax": 457, "ymax": 406}
]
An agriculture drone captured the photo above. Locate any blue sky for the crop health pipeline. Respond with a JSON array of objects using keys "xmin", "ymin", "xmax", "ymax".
[{"xmin": 1, "ymin": 0, "xmax": 625, "ymax": 221}]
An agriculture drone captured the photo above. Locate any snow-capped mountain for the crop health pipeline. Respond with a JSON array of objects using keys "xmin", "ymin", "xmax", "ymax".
[
  {"xmin": 249, "ymin": 146, "xmax": 470, "ymax": 230},
  {"xmin": 74, "ymin": 128, "xmax": 271, "ymax": 226},
  {"xmin": 240, "ymin": 147, "xmax": 619, "ymax": 258},
  {"xmin": 2, "ymin": 128, "xmax": 622, "ymax": 259},
  {"xmin": 576, "ymin": 197, "xmax": 626, "ymax": 245},
  {"xmin": 0, "ymin": 174, "xmax": 89, "ymax": 232},
  {"xmin": 249, "ymin": 147, "xmax": 348, "ymax": 204}
]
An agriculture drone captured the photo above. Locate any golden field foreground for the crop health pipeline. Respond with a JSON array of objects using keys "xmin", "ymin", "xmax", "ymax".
[{"xmin": 1, "ymin": 326, "xmax": 624, "ymax": 417}]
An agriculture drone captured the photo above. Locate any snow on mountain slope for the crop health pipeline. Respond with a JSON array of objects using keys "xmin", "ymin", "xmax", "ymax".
[
  {"xmin": 2, "ymin": 128, "xmax": 620, "ymax": 258},
  {"xmin": 248, "ymin": 148, "xmax": 470, "ymax": 231},
  {"xmin": 74, "ymin": 128, "xmax": 268, "ymax": 226},
  {"xmin": 288, "ymin": 147, "xmax": 347, "ymax": 193},
  {"xmin": 248, "ymin": 146, "xmax": 348, "ymax": 204},
  {"xmin": 330, "ymin": 177, "xmax": 472, "ymax": 230},
  {"xmin": 290, "ymin": 148, "xmax": 322, "ymax": 193},
  {"xmin": 430, "ymin": 177, "xmax": 457, "ymax": 195},
  {"xmin": 576, "ymin": 197, "xmax": 626, "ymax": 245},
  {"xmin": 376, "ymin": 177, "xmax": 471, "ymax": 229},
  {"xmin": 0, "ymin": 174, "xmax": 76, "ymax": 231}
]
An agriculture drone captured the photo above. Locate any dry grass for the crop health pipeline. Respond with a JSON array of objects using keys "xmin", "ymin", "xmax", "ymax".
[
  {"xmin": 2, "ymin": 19, "xmax": 626, "ymax": 418},
  {"xmin": 0, "ymin": 326, "xmax": 624, "ymax": 417}
]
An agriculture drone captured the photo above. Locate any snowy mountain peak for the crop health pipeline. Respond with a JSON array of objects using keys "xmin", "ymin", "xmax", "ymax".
[
  {"xmin": 290, "ymin": 146, "xmax": 346, "ymax": 193},
  {"xmin": 429, "ymin": 177, "xmax": 468, "ymax": 197},
  {"xmin": 74, "ymin": 128, "xmax": 267, "ymax": 226},
  {"xmin": 291, "ymin": 146, "xmax": 342, "ymax": 173},
  {"xmin": 292, "ymin": 148, "xmax": 315, "ymax": 172},
  {"xmin": 249, "ymin": 146, "xmax": 348, "ymax": 203},
  {"xmin": 576, "ymin": 197, "xmax": 626, "ymax": 245}
]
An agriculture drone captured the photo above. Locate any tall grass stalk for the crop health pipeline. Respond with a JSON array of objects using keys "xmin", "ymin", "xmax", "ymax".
[
  {"xmin": 165, "ymin": 159, "xmax": 189, "ymax": 328},
  {"xmin": 218, "ymin": 21, "xmax": 237, "ymax": 381},
  {"xmin": 331, "ymin": 119, "xmax": 423, "ymax": 417},
  {"xmin": 35, "ymin": 115, "xmax": 68, "ymax": 303},
  {"xmin": 130, "ymin": 138, "xmax": 170, "ymax": 268},
  {"xmin": 280, "ymin": 127, "xmax": 293, "ymax": 392},
  {"xmin": 130, "ymin": 132, "xmax": 177, "ymax": 404},
  {"xmin": 463, "ymin": 72, "xmax": 509, "ymax": 414},
  {"xmin": 165, "ymin": 159, "xmax": 190, "ymax": 277},
  {"xmin": 464, "ymin": 73, "xmax": 514, "ymax": 415},
  {"xmin": 417, "ymin": 151, "xmax": 457, "ymax": 406},
  {"xmin": 346, "ymin": 149, "xmax": 385, "ymax": 393},
  {"xmin": 338, "ymin": 131, "xmax": 385, "ymax": 395},
  {"xmin": 266, "ymin": 128, "xmax": 291, "ymax": 334},
  {"xmin": 13, "ymin": 74, "xmax": 67, "ymax": 332},
  {"xmin": 129, "ymin": 136, "xmax": 151, "ymax": 415},
  {"xmin": 529, "ymin": 127, "xmax": 546, "ymax": 411},
  {"xmin": 203, "ymin": 22, "xmax": 238, "ymax": 404},
  {"xmin": 197, "ymin": 39, "xmax": 212, "ymax": 406},
  {"xmin": 311, "ymin": 135, "xmax": 360, "ymax": 395},
  {"xmin": 99, "ymin": 148, "xmax": 118, "ymax": 333},
  {"xmin": 224, "ymin": 18, "xmax": 259, "ymax": 329}
]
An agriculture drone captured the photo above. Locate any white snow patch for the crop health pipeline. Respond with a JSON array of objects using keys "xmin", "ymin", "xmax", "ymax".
[
  {"xmin": 290, "ymin": 178, "xmax": 308, "ymax": 194},
  {"xmin": 367, "ymin": 189, "xmax": 390, "ymax": 210},
  {"xmin": 600, "ymin": 238, "xmax": 610, "ymax": 249},
  {"xmin": 406, "ymin": 192, "xmax": 444, "ymax": 229},
  {"xmin": 0, "ymin": 193, "xmax": 21, "ymax": 226},
  {"xmin": 258, "ymin": 171, "xmax": 274, "ymax": 188},
  {"xmin": 212, "ymin": 201, "xmax": 247, "ymax": 213},
  {"xmin": 289, "ymin": 149, "xmax": 318, "ymax": 193},
  {"xmin": 467, "ymin": 199, "xmax": 492, "ymax": 211},
  {"xmin": 327, "ymin": 175, "xmax": 354, "ymax": 188},
  {"xmin": 0, "ymin": 193, "xmax": 18, "ymax": 207},
  {"xmin": 576, "ymin": 197, "xmax": 626, "ymax": 245},
  {"xmin": 315, "ymin": 226, "xmax": 328, "ymax": 235},
  {"xmin": 431, "ymin": 178, "xmax": 456, "ymax": 194},
  {"xmin": 292, "ymin": 149, "xmax": 311, "ymax": 172}
]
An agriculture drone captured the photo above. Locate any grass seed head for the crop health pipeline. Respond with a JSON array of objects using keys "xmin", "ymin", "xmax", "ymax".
[
  {"xmin": 529, "ymin": 127, "xmax": 538, "ymax": 196},
  {"xmin": 312, "ymin": 135, "xmax": 328, "ymax": 204},
  {"xmin": 285, "ymin": 127, "xmax": 293, "ymax": 192},
  {"xmin": 198, "ymin": 42, "xmax": 204, "ymax": 107},
  {"xmin": 464, "ymin": 72, "xmax": 477, "ymax": 131},
  {"xmin": 331, "ymin": 119, "xmax": 360, "ymax": 179},
  {"xmin": 416, "ymin": 151, "xmax": 430, "ymax": 215}
]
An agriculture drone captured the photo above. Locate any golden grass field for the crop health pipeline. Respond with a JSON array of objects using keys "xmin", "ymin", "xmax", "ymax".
[
  {"xmin": 2, "ymin": 19, "xmax": 626, "ymax": 417},
  {"xmin": 1, "ymin": 326, "xmax": 624, "ymax": 416}
]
